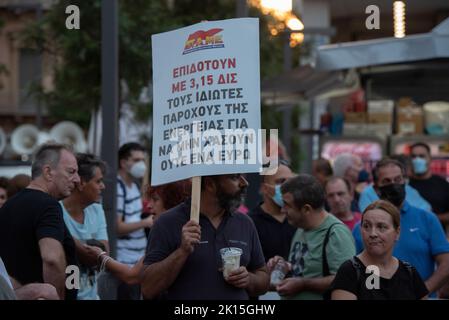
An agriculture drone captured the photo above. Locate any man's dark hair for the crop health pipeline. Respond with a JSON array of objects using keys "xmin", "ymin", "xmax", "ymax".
[
  {"xmin": 31, "ymin": 143, "xmax": 73, "ymax": 179},
  {"xmin": 118, "ymin": 142, "xmax": 145, "ymax": 168},
  {"xmin": 0, "ymin": 177, "xmax": 9, "ymax": 190},
  {"xmin": 260, "ymin": 159, "xmax": 291, "ymax": 183},
  {"xmin": 324, "ymin": 176, "xmax": 351, "ymax": 194},
  {"xmin": 410, "ymin": 142, "xmax": 431, "ymax": 155},
  {"xmin": 281, "ymin": 174, "xmax": 325, "ymax": 210},
  {"xmin": 372, "ymin": 158, "xmax": 406, "ymax": 183},
  {"xmin": 390, "ymin": 154, "xmax": 412, "ymax": 173},
  {"xmin": 76, "ymin": 153, "xmax": 107, "ymax": 182},
  {"xmin": 313, "ymin": 158, "xmax": 333, "ymax": 176}
]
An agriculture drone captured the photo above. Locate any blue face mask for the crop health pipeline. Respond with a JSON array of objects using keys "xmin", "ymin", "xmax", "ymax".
[
  {"xmin": 412, "ymin": 157, "xmax": 428, "ymax": 175},
  {"xmin": 272, "ymin": 184, "xmax": 284, "ymax": 207}
]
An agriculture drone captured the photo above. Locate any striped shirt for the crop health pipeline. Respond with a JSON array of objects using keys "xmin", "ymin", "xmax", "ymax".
[{"xmin": 116, "ymin": 176, "xmax": 147, "ymax": 265}]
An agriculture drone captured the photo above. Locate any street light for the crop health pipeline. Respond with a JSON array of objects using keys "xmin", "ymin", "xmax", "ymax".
[
  {"xmin": 248, "ymin": 0, "xmax": 304, "ymax": 47},
  {"xmin": 286, "ymin": 16, "xmax": 304, "ymax": 47},
  {"xmin": 260, "ymin": 0, "xmax": 291, "ymax": 14},
  {"xmin": 248, "ymin": 0, "xmax": 303, "ymax": 158},
  {"xmin": 394, "ymin": 1, "xmax": 406, "ymax": 38}
]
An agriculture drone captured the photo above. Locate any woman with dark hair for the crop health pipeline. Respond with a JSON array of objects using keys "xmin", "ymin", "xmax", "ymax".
[
  {"xmin": 60, "ymin": 153, "xmax": 109, "ymax": 300},
  {"xmin": 87, "ymin": 179, "xmax": 191, "ymax": 297},
  {"xmin": 330, "ymin": 200, "xmax": 428, "ymax": 300}
]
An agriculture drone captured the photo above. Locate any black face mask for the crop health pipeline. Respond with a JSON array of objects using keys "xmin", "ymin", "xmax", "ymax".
[{"xmin": 378, "ymin": 183, "xmax": 406, "ymax": 207}]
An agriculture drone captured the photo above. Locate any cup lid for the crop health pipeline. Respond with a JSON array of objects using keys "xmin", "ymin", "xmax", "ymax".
[{"xmin": 220, "ymin": 247, "xmax": 242, "ymax": 256}]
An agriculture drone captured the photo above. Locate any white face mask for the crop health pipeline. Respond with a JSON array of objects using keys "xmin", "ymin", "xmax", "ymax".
[{"xmin": 129, "ymin": 161, "xmax": 146, "ymax": 179}]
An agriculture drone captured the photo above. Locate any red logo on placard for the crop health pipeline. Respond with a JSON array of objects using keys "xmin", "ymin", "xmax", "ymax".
[{"xmin": 183, "ymin": 28, "xmax": 224, "ymax": 55}]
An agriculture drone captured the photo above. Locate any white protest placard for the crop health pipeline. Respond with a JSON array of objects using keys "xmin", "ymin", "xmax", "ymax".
[{"xmin": 151, "ymin": 18, "xmax": 262, "ymax": 186}]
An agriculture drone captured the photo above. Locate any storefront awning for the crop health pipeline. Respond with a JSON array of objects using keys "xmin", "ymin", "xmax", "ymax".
[
  {"xmin": 316, "ymin": 18, "xmax": 449, "ymax": 71},
  {"xmin": 261, "ymin": 65, "xmax": 358, "ymax": 105}
]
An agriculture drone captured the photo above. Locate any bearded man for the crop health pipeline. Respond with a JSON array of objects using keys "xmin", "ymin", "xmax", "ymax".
[{"xmin": 141, "ymin": 174, "xmax": 269, "ymax": 300}]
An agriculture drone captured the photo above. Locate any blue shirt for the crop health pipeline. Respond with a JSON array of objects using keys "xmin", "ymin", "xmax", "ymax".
[
  {"xmin": 358, "ymin": 184, "xmax": 432, "ymax": 213},
  {"xmin": 61, "ymin": 202, "xmax": 109, "ymax": 300},
  {"xmin": 352, "ymin": 201, "xmax": 449, "ymax": 295}
]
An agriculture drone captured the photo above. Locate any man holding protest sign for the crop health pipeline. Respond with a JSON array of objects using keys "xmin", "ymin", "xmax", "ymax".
[
  {"xmin": 141, "ymin": 173, "xmax": 269, "ymax": 300},
  {"xmin": 143, "ymin": 18, "xmax": 270, "ymax": 300}
]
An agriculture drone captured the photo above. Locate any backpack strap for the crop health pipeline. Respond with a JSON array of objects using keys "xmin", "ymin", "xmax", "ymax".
[
  {"xmin": 117, "ymin": 178, "xmax": 132, "ymax": 240},
  {"xmin": 401, "ymin": 260, "xmax": 415, "ymax": 292},
  {"xmin": 322, "ymin": 223, "xmax": 341, "ymax": 276},
  {"xmin": 402, "ymin": 261, "xmax": 414, "ymax": 278},
  {"xmin": 350, "ymin": 256, "xmax": 363, "ymax": 283},
  {"xmin": 117, "ymin": 178, "xmax": 127, "ymax": 222}
]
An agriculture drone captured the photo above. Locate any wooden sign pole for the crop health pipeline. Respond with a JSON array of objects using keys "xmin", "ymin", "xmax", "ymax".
[
  {"xmin": 142, "ymin": 154, "xmax": 150, "ymax": 195},
  {"xmin": 190, "ymin": 176, "xmax": 201, "ymax": 222}
]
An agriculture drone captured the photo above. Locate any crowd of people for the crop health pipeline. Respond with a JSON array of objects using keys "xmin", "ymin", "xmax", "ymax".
[{"xmin": 0, "ymin": 140, "xmax": 449, "ymax": 301}]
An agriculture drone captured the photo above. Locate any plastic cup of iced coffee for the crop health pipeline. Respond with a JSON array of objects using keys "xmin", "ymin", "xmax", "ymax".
[{"xmin": 220, "ymin": 247, "xmax": 243, "ymax": 279}]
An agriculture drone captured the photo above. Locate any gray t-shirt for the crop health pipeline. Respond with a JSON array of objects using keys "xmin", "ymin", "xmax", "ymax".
[
  {"xmin": 0, "ymin": 257, "xmax": 15, "ymax": 300},
  {"xmin": 0, "ymin": 257, "xmax": 13, "ymax": 290},
  {"xmin": 144, "ymin": 201, "xmax": 266, "ymax": 300}
]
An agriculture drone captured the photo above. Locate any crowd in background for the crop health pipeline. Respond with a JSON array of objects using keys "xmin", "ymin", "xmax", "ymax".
[{"xmin": 0, "ymin": 139, "xmax": 449, "ymax": 300}]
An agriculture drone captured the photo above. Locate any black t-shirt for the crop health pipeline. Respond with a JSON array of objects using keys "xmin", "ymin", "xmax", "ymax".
[
  {"xmin": 248, "ymin": 204, "xmax": 296, "ymax": 261},
  {"xmin": 410, "ymin": 175, "xmax": 449, "ymax": 215},
  {"xmin": 329, "ymin": 256, "xmax": 428, "ymax": 300},
  {"xmin": 0, "ymin": 189, "xmax": 78, "ymax": 300},
  {"xmin": 144, "ymin": 201, "xmax": 266, "ymax": 300}
]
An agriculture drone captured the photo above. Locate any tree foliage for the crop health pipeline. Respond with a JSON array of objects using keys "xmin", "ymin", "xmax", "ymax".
[
  {"xmin": 18, "ymin": 0, "xmax": 307, "ymax": 168},
  {"xmin": 20, "ymin": 0, "xmax": 299, "ymax": 127}
]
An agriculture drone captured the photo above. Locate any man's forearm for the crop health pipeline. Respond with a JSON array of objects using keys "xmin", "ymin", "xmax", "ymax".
[
  {"xmin": 247, "ymin": 268, "xmax": 269, "ymax": 297},
  {"xmin": 426, "ymin": 253, "xmax": 449, "ymax": 293},
  {"xmin": 141, "ymin": 248, "xmax": 189, "ymax": 299},
  {"xmin": 42, "ymin": 260, "xmax": 66, "ymax": 299},
  {"xmin": 425, "ymin": 265, "xmax": 449, "ymax": 293},
  {"xmin": 14, "ymin": 284, "xmax": 40, "ymax": 300},
  {"xmin": 14, "ymin": 284, "xmax": 45, "ymax": 300},
  {"xmin": 302, "ymin": 275, "xmax": 335, "ymax": 293}
]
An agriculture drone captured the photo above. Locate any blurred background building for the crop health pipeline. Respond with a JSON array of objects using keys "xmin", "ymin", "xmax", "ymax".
[{"xmin": 0, "ymin": 0, "xmax": 448, "ymax": 179}]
